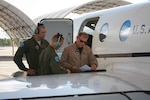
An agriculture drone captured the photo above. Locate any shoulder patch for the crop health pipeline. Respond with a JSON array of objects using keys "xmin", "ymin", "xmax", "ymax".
[
  {"xmin": 54, "ymin": 56, "xmax": 60, "ymax": 62},
  {"xmin": 19, "ymin": 42, "xmax": 24, "ymax": 48}
]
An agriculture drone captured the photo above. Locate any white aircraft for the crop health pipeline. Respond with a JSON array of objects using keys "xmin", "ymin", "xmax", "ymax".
[{"xmin": 0, "ymin": 1, "xmax": 150, "ymax": 100}]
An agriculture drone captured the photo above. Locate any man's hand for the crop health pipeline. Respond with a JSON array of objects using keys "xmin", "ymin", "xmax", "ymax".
[
  {"xmin": 91, "ymin": 64, "xmax": 97, "ymax": 70},
  {"xmin": 66, "ymin": 69, "xmax": 71, "ymax": 74},
  {"xmin": 27, "ymin": 69, "xmax": 37, "ymax": 76},
  {"xmin": 71, "ymin": 66, "xmax": 80, "ymax": 73}
]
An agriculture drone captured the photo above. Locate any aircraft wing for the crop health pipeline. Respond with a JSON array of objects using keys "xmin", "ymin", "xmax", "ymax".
[{"xmin": 0, "ymin": 70, "xmax": 150, "ymax": 100}]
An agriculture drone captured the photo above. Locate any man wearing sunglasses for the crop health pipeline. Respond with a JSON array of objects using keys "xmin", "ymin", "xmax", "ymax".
[{"xmin": 60, "ymin": 32, "xmax": 98, "ymax": 73}]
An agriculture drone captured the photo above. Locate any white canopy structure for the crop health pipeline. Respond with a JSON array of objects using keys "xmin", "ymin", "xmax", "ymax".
[
  {"xmin": 0, "ymin": 0, "xmax": 36, "ymax": 41},
  {"xmin": 0, "ymin": 0, "xmax": 131, "ymax": 40},
  {"xmin": 34, "ymin": 0, "xmax": 131, "ymax": 23}
]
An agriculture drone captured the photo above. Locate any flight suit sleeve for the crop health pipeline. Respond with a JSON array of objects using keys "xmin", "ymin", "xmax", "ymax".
[
  {"xmin": 60, "ymin": 47, "xmax": 73, "ymax": 69},
  {"xmin": 38, "ymin": 48, "xmax": 52, "ymax": 75},
  {"xmin": 50, "ymin": 56, "xmax": 67, "ymax": 74},
  {"xmin": 13, "ymin": 42, "xmax": 28, "ymax": 71}
]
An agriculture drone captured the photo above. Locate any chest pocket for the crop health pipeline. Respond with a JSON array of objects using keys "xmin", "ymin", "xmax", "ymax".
[
  {"xmin": 81, "ymin": 51, "xmax": 89, "ymax": 60},
  {"xmin": 68, "ymin": 50, "xmax": 80, "ymax": 61}
]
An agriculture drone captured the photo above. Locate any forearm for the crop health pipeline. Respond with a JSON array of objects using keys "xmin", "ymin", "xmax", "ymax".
[
  {"xmin": 13, "ymin": 56, "xmax": 28, "ymax": 71},
  {"xmin": 60, "ymin": 50, "xmax": 72, "ymax": 69},
  {"xmin": 60, "ymin": 61, "xmax": 72, "ymax": 69}
]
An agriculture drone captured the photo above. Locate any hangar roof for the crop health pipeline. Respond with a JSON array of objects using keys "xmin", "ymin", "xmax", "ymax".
[
  {"xmin": 0, "ymin": 0, "xmax": 131, "ymax": 41},
  {"xmin": 72, "ymin": 0, "xmax": 131, "ymax": 14},
  {"xmin": 34, "ymin": 0, "xmax": 131, "ymax": 23},
  {"xmin": 0, "ymin": 0, "xmax": 36, "ymax": 41}
]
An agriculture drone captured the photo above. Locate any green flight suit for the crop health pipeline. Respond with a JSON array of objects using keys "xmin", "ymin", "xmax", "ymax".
[
  {"xmin": 14, "ymin": 36, "xmax": 49, "ymax": 72},
  {"xmin": 38, "ymin": 45, "xmax": 67, "ymax": 75}
]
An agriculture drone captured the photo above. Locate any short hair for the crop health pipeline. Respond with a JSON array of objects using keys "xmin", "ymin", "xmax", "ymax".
[
  {"xmin": 38, "ymin": 23, "xmax": 45, "ymax": 29},
  {"xmin": 78, "ymin": 32, "xmax": 89, "ymax": 38},
  {"xmin": 52, "ymin": 33, "xmax": 64, "ymax": 42}
]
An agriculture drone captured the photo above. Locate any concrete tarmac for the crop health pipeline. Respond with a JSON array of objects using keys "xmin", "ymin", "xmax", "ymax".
[{"xmin": 0, "ymin": 46, "xmax": 27, "ymax": 79}]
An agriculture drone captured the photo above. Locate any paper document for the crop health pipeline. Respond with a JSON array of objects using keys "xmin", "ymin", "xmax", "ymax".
[{"xmin": 79, "ymin": 65, "xmax": 91, "ymax": 72}]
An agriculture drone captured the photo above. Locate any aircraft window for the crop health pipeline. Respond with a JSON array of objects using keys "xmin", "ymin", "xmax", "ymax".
[
  {"xmin": 99, "ymin": 23, "xmax": 109, "ymax": 42},
  {"xmin": 83, "ymin": 26, "xmax": 94, "ymax": 35},
  {"xmin": 119, "ymin": 20, "xmax": 131, "ymax": 42},
  {"xmin": 79, "ymin": 17, "xmax": 99, "ymax": 47},
  {"xmin": 81, "ymin": 17, "xmax": 99, "ymax": 34}
]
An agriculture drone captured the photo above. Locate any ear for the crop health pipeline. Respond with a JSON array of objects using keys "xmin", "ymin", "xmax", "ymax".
[
  {"xmin": 76, "ymin": 36, "xmax": 79, "ymax": 40},
  {"xmin": 54, "ymin": 41, "xmax": 60, "ymax": 47},
  {"xmin": 34, "ymin": 28, "xmax": 39, "ymax": 34},
  {"xmin": 60, "ymin": 40, "xmax": 64, "ymax": 45}
]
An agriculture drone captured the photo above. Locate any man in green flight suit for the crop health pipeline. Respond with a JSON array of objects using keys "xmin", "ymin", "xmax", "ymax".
[
  {"xmin": 13, "ymin": 23, "xmax": 49, "ymax": 76},
  {"xmin": 38, "ymin": 33, "xmax": 70, "ymax": 75}
]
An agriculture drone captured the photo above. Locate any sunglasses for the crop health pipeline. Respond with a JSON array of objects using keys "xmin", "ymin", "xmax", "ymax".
[{"xmin": 79, "ymin": 38, "xmax": 87, "ymax": 44}]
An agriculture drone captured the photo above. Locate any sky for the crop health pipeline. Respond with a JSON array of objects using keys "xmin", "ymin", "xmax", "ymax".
[
  {"xmin": 4, "ymin": 0, "xmax": 94, "ymax": 20},
  {"xmin": 4, "ymin": 0, "xmax": 149, "ymax": 20},
  {"xmin": 0, "ymin": 0, "xmax": 149, "ymax": 39}
]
